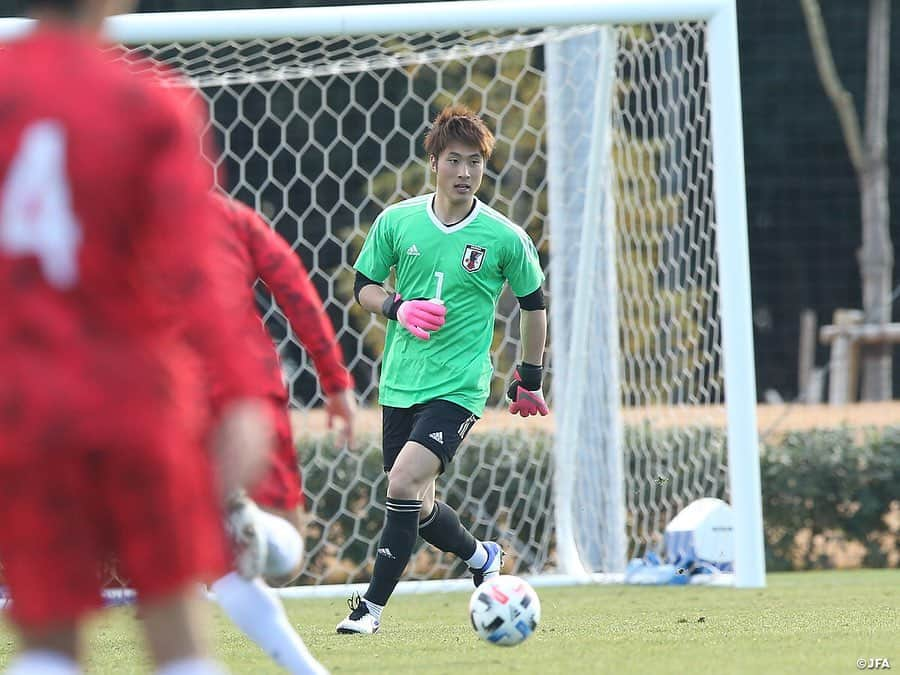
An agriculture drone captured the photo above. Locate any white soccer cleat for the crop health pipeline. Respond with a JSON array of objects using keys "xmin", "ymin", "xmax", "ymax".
[
  {"xmin": 471, "ymin": 541, "xmax": 505, "ymax": 587},
  {"xmin": 224, "ymin": 490, "xmax": 268, "ymax": 580},
  {"xmin": 336, "ymin": 593, "xmax": 380, "ymax": 635}
]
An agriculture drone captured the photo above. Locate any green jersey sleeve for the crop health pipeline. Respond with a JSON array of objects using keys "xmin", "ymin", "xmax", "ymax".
[
  {"xmin": 502, "ymin": 227, "xmax": 544, "ymax": 297},
  {"xmin": 354, "ymin": 212, "xmax": 397, "ymax": 282}
]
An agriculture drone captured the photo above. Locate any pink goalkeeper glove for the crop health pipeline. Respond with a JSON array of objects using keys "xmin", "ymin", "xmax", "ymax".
[
  {"xmin": 383, "ymin": 293, "xmax": 446, "ymax": 340},
  {"xmin": 507, "ymin": 363, "xmax": 549, "ymax": 417},
  {"xmin": 398, "ymin": 299, "xmax": 446, "ymax": 340}
]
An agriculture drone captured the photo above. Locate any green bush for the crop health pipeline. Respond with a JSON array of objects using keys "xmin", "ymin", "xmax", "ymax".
[
  {"xmin": 295, "ymin": 425, "xmax": 900, "ymax": 581},
  {"xmin": 761, "ymin": 426, "xmax": 900, "ymax": 570}
]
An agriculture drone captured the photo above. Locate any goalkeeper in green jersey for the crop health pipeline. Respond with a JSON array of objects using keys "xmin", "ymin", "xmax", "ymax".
[{"xmin": 337, "ymin": 104, "xmax": 548, "ymax": 635}]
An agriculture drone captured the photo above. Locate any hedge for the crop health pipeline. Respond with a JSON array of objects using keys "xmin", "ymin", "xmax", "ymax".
[{"xmin": 295, "ymin": 425, "xmax": 899, "ymax": 582}]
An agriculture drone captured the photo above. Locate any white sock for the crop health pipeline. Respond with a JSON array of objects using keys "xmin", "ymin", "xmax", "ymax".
[
  {"xmin": 257, "ymin": 510, "xmax": 304, "ymax": 579},
  {"xmin": 155, "ymin": 658, "xmax": 228, "ymax": 675},
  {"xmin": 5, "ymin": 650, "xmax": 80, "ymax": 675},
  {"xmin": 212, "ymin": 572, "xmax": 327, "ymax": 675},
  {"xmin": 362, "ymin": 599, "xmax": 384, "ymax": 621},
  {"xmin": 465, "ymin": 542, "xmax": 488, "ymax": 569}
]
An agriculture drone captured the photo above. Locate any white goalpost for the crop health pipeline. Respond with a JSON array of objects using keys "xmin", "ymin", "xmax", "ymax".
[{"xmin": 0, "ymin": 0, "xmax": 766, "ymax": 591}]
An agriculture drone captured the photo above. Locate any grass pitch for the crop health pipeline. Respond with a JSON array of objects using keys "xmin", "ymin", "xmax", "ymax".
[{"xmin": 0, "ymin": 569, "xmax": 896, "ymax": 674}]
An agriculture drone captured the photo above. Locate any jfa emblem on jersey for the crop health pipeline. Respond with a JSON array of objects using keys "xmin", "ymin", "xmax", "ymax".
[{"xmin": 462, "ymin": 244, "xmax": 487, "ymax": 272}]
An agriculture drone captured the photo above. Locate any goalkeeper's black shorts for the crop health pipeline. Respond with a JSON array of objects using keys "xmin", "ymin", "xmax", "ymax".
[{"xmin": 381, "ymin": 399, "xmax": 479, "ymax": 473}]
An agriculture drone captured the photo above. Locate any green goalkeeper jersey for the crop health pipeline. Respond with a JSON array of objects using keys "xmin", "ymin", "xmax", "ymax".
[{"xmin": 354, "ymin": 194, "xmax": 544, "ymax": 415}]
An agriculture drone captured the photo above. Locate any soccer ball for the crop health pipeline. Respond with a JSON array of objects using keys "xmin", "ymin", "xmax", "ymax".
[{"xmin": 468, "ymin": 575, "xmax": 541, "ymax": 646}]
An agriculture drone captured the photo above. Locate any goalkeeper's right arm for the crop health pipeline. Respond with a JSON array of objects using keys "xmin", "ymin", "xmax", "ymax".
[
  {"xmin": 354, "ymin": 271, "xmax": 392, "ymax": 315},
  {"xmin": 353, "ymin": 270, "xmax": 446, "ymax": 340}
]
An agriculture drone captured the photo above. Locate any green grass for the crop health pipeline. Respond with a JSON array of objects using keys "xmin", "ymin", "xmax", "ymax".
[{"xmin": 1, "ymin": 570, "xmax": 897, "ymax": 674}]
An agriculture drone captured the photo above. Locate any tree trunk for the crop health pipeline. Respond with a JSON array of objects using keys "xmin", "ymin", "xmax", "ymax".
[{"xmin": 858, "ymin": 0, "xmax": 892, "ymax": 400}]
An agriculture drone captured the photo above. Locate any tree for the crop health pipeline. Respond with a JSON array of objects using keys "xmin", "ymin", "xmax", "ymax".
[{"xmin": 800, "ymin": 0, "xmax": 893, "ymax": 400}]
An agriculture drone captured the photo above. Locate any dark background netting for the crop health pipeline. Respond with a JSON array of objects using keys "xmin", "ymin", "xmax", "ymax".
[{"xmin": 4, "ymin": 0, "xmax": 899, "ymax": 400}]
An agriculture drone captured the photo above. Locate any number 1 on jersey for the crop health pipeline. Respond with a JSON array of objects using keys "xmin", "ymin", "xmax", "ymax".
[{"xmin": 433, "ymin": 271, "xmax": 445, "ymax": 302}]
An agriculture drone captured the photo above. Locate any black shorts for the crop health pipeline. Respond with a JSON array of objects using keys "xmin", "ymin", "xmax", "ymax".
[{"xmin": 382, "ymin": 399, "xmax": 479, "ymax": 473}]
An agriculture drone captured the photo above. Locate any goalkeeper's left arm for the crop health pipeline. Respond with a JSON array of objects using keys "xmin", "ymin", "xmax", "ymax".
[{"xmin": 507, "ymin": 289, "xmax": 549, "ymax": 417}]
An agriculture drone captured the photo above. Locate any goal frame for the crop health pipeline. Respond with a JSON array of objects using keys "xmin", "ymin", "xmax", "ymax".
[{"xmin": 0, "ymin": 0, "xmax": 766, "ymax": 589}]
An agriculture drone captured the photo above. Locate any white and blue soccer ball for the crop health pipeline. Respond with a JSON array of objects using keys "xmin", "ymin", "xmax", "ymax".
[{"xmin": 468, "ymin": 575, "xmax": 541, "ymax": 646}]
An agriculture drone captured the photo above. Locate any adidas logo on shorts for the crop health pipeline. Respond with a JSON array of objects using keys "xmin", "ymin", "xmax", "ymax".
[
  {"xmin": 377, "ymin": 547, "xmax": 396, "ymax": 559},
  {"xmin": 429, "ymin": 431, "xmax": 444, "ymax": 444}
]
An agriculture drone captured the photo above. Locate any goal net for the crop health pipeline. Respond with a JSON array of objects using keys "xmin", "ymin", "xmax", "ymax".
[{"xmin": 0, "ymin": 0, "xmax": 763, "ymax": 590}]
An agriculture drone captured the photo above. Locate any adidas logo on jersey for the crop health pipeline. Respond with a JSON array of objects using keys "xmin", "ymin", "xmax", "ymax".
[
  {"xmin": 406, "ymin": 244, "xmax": 421, "ymax": 256},
  {"xmin": 429, "ymin": 431, "xmax": 444, "ymax": 445}
]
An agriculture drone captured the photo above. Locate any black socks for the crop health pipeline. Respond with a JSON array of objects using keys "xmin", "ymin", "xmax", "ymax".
[
  {"xmin": 364, "ymin": 497, "xmax": 422, "ymax": 607},
  {"xmin": 418, "ymin": 500, "xmax": 478, "ymax": 560}
]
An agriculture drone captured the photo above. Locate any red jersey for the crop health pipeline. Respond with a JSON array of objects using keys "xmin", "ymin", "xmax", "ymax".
[
  {"xmin": 0, "ymin": 27, "xmax": 255, "ymax": 419},
  {"xmin": 0, "ymin": 26, "xmax": 239, "ymax": 628},
  {"xmin": 208, "ymin": 194, "xmax": 351, "ymax": 402}
]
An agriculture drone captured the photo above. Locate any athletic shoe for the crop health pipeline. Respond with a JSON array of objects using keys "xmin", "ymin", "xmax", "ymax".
[
  {"xmin": 336, "ymin": 592, "xmax": 381, "ymax": 634},
  {"xmin": 224, "ymin": 490, "xmax": 267, "ymax": 580},
  {"xmin": 471, "ymin": 541, "xmax": 505, "ymax": 587}
]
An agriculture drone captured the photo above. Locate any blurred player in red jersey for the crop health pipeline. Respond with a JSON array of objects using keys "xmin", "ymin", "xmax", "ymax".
[
  {"xmin": 206, "ymin": 193, "xmax": 355, "ymax": 675},
  {"xmin": 0, "ymin": 2, "xmax": 272, "ymax": 674}
]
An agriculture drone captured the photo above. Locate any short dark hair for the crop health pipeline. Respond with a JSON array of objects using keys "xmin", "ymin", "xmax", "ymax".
[{"xmin": 424, "ymin": 104, "xmax": 496, "ymax": 160}]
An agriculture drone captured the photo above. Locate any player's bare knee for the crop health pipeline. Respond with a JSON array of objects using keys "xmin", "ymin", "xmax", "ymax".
[
  {"xmin": 386, "ymin": 467, "xmax": 424, "ymax": 500},
  {"xmin": 386, "ymin": 477, "xmax": 418, "ymax": 500}
]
